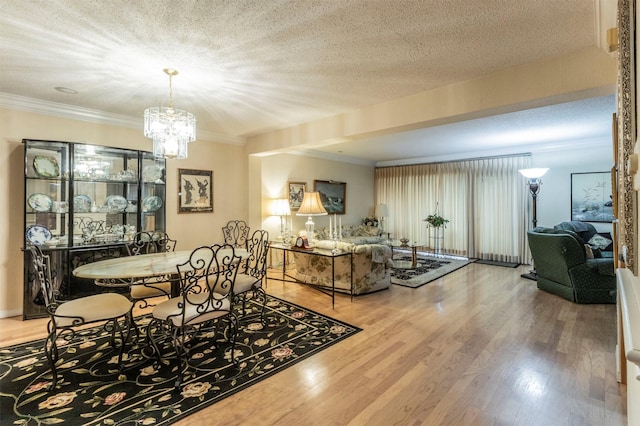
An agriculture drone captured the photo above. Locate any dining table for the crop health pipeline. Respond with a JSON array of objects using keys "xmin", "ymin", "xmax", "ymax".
[
  {"xmin": 72, "ymin": 247, "xmax": 249, "ymax": 366},
  {"xmin": 73, "ymin": 248, "xmax": 249, "ymax": 294}
]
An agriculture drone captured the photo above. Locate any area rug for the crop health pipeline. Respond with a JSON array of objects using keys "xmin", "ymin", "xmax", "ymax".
[
  {"xmin": 391, "ymin": 254, "xmax": 471, "ymax": 288},
  {"xmin": 0, "ymin": 296, "xmax": 360, "ymax": 425}
]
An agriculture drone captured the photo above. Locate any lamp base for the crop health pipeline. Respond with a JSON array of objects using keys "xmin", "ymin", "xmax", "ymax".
[{"xmin": 305, "ymin": 216, "xmax": 315, "ymax": 246}]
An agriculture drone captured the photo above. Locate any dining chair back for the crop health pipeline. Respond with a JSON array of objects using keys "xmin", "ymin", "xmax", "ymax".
[
  {"xmin": 149, "ymin": 244, "xmax": 242, "ymax": 390},
  {"xmin": 126, "ymin": 231, "xmax": 178, "ymax": 308},
  {"xmin": 127, "ymin": 231, "xmax": 177, "ymax": 256},
  {"xmin": 28, "ymin": 246, "xmax": 132, "ymax": 389},
  {"xmin": 234, "ymin": 229, "xmax": 270, "ymax": 323},
  {"xmin": 222, "ymin": 220, "xmax": 250, "ymax": 248}
]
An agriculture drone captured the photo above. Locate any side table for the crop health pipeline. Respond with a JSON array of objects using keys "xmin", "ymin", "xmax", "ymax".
[{"xmin": 269, "ymin": 243, "xmax": 353, "ymax": 308}]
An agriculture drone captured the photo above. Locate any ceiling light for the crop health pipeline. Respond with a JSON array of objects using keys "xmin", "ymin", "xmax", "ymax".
[{"xmin": 144, "ymin": 68, "xmax": 196, "ymax": 160}]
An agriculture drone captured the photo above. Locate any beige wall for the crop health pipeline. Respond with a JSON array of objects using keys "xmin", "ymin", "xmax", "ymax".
[
  {"xmin": 258, "ymin": 153, "xmax": 375, "ymax": 239},
  {"xmin": 0, "ymin": 107, "xmax": 247, "ymax": 318}
]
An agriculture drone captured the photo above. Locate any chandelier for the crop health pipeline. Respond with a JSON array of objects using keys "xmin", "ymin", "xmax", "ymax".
[{"xmin": 144, "ymin": 68, "xmax": 196, "ymax": 160}]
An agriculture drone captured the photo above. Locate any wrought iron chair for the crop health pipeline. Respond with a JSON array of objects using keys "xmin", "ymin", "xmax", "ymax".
[
  {"xmin": 28, "ymin": 246, "xmax": 132, "ymax": 389},
  {"xmin": 221, "ymin": 220, "xmax": 250, "ymax": 249},
  {"xmin": 126, "ymin": 231, "xmax": 177, "ymax": 307},
  {"xmin": 233, "ymin": 229, "xmax": 270, "ymax": 323},
  {"xmin": 126, "ymin": 231, "xmax": 177, "ymax": 256},
  {"xmin": 148, "ymin": 244, "xmax": 242, "ymax": 390}
]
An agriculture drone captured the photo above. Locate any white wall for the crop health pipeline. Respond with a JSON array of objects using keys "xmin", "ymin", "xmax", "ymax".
[{"xmin": 532, "ymin": 139, "xmax": 614, "ymax": 232}]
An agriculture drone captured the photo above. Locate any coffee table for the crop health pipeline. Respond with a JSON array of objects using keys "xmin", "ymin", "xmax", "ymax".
[{"xmin": 389, "ymin": 240, "xmax": 423, "ymax": 268}]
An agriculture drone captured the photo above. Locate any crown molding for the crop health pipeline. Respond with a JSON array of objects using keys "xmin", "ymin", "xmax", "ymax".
[
  {"xmin": 375, "ymin": 137, "xmax": 609, "ymax": 167},
  {"xmin": 0, "ymin": 92, "xmax": 140, "ymax": 127},
  {"xmin": 0, "ymin": 92, "xmax": 245, "ymax": 145}
]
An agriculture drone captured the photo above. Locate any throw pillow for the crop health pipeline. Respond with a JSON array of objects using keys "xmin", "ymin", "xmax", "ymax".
[{"xmin": 588, "ymin": 233, "xmax": 613, "ymax": 251}]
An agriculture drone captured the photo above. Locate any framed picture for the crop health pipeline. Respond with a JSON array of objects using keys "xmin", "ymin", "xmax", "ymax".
[
  {"xmin": 314, "ymin": 180, "xmax": 346, "ymax": 214},
  {"xmin": 178, "ymin": 169, "xmax": 213, "ymax": 213},
  {"xmin": 571, "ymin": 172, "xmax": 614, "ymax": 222},
  {"xmin": 288, "ymin": 181, "xmax": 306, "ymax": 211}
]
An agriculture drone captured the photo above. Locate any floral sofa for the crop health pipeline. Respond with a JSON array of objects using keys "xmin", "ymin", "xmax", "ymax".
[{"xmin": 292, "ymin": 225, "xmax": 393, "ymax": 295}]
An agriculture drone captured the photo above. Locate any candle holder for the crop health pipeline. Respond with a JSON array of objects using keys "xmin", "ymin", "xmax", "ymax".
[{"xmin": 332, "ymin": 232, "xmax": 340, "ymax": 254}]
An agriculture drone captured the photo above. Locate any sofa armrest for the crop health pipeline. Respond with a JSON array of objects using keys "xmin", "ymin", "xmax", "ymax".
[
  {"xmin": 352, "ymin": 244, "xmax": 392, "ymax": 263},
  {"xmin": 585, "ymin": 258, "xmax": 615, "ymax": 276}
]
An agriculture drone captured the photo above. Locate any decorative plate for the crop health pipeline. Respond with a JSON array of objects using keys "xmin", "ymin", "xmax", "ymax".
[
  {"xmin": 118, "ymin": 168, "xmax": 137, "ymax": 181},
  {"xmin": 105, "ymin": 195, "xmax": 128, "ymax": 212},
  {"xmin": 26, "ymin": 225, "xmax": 52, "ymax": 245},
  {"xmin": 33, "ymin": 156, "xmax": 59, "ymax": 178},
  {"xmin": 74, "ymin": 194, "xmax": 92, "ymax": 212},
  {"xmin": 142, "ymin": 165, "xmax": 163, "ymax": 183},
  {"xmin": 27, "ymin": 193, "xmax": 54, "ymax": 212},
  {"xmin": 142, "ymin": 195, "xmax": 163, "ymax": 212}
]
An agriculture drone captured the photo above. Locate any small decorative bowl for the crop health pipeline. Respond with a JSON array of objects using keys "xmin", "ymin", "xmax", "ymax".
[{"xmin": 400, "ymin": 238, "xmax": 410, "ymax": 246}]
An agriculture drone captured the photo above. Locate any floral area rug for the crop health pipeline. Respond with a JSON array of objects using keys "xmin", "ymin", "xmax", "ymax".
[
  {"xmin": 0, "ymin": 296, "xmax": 360, "ymax": 425},
  {"xmin": 391, "ymin": 254, "xmax": 471, "ymax": 288}
]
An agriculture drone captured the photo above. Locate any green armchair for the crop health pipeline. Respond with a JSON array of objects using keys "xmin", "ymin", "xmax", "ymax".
[{"xmin": 527, "ymin": 227, "xmax": 616, "ymax": 304}]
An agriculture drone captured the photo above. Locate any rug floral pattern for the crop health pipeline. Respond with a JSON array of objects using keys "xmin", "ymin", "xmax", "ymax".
[
  {"xmin": 0, "ymin": 296, "xmax": 360, "ymax": 425},
  {"xmin": 391, "ymin": 254, "xmax": 470, "ymax": 288}
]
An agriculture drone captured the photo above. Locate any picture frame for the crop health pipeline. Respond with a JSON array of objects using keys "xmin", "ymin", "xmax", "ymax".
[
  {"xmin": 288, "ymin": 181, "xmax": 306, "ymax": 211},
  {"xmin": 178, "ymin": 169, "xmax": 213, "ymax": 213},
  {"xmin": 570, "ymin": 171, "xmax": 614, "ymax": 223},
  {"xmin": 314, "ymin": 180, "xmax": 346, "ymax": 214}
]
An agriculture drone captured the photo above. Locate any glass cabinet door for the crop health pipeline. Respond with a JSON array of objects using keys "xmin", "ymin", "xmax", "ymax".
[
  {"xmin": 72, "ymin": 144, "xmax": 139, "ymax": 245},
  {"xmin": 140, "ymin": 152, "xmax": 166, "ymax": 234},
  {"xmin": 24, "ymin": 140, "xmax": 70, "ymax": 247}
]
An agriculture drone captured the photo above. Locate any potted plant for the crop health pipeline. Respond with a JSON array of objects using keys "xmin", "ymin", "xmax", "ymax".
[
  {"xmin": 424, "ymin": 212, "xmax": 449, "ymax": 227},
  {"xmin": 423, "ymin": 202, "xmax": 449, "ymax": 227}
]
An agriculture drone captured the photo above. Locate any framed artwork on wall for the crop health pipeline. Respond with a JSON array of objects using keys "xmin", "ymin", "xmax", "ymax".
[
  {"xmin": 570, "ymin": 171, "xmax": 614, "ymax": 223},
  {"xmin": 288, "ymin": 181, "xmax": 306, "ymax": 211},
  {"xmin": 178, "ymin": 169, "xmax": 213, "ymax": 213},
  {"xmin": 314, "ymin": 180, "xmax": 346, "ymax": 214}
]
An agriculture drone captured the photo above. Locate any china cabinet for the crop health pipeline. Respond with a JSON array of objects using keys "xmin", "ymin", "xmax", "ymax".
[{"xmin": 22, "ymin": 139, "xmax": 166, "ymax": 319}]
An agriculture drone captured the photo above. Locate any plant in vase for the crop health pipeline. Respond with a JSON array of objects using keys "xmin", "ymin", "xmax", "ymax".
[
  {"xmin": 424, "ymin": 203, "xmax": 448, "ymax": 256},
  {"xmin": 424, "ymin": 212, "xmax": 449, "ymax": 228}
]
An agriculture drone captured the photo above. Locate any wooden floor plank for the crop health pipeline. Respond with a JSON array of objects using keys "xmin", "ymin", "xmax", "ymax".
[{"xmin": 0, "ymin": 262, "xmax": 627, "ymax": 425}]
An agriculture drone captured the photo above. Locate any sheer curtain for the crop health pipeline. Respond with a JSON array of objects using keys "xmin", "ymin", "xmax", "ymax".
[{"xmin": 375, "ymin": 155, "xmax": 531, "ymax": 263}]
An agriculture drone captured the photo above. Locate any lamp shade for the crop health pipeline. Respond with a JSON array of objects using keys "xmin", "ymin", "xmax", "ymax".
[
  {"xmin": 375, "ymin": 203, "xmax": 388, "ymax": 217},
  {"xmin": 272, "ymin": 198, "xmax": 291, "ymax": 216},
  {"xmin": 296, "ymin": 192, "xmax": 327, "ymax": 216},
  {"xmin": 519, "ymin": 168, "xmax": 548, "ymax": 179}
]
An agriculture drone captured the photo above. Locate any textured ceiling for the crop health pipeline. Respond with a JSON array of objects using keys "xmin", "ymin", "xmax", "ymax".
[{"xmin": 0, "ymin": 0, "xmax": 615, "ymax": 163}]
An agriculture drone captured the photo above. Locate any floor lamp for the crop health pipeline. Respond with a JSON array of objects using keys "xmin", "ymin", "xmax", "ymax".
[
  {"xmin": 296, "ymin": 191, "xmax": 327, "ymax": 246},
  {"xmin": 519, "ymin": 168, "xmax": 549, "ymax": 280}
]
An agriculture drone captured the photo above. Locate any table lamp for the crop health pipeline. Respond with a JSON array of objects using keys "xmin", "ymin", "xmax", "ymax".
[
  {"xmin": 272, "ymin": 198, "xmax": 291, "ymax": 242},
  {"xmin": 296, "ymin": 191, "xmax": 327, "ymax": 246},
  {"xmin": 375, "ymin": 203, "xmax": 389, "ymax": 233}
]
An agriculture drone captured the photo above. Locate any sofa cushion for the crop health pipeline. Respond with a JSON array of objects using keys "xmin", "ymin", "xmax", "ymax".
[
  {"xmin": 554, "ymin": 221, "xmax": 597, "ymax": 245},
  {"xmin": 588, "ymin": 233, "xmax": 613, "ymax": 251}
]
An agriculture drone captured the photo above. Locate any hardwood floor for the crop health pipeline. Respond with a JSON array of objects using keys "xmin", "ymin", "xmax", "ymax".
[{"xmin": 0, "ymin": 263, "xmax": 626, "ymax": 425}]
